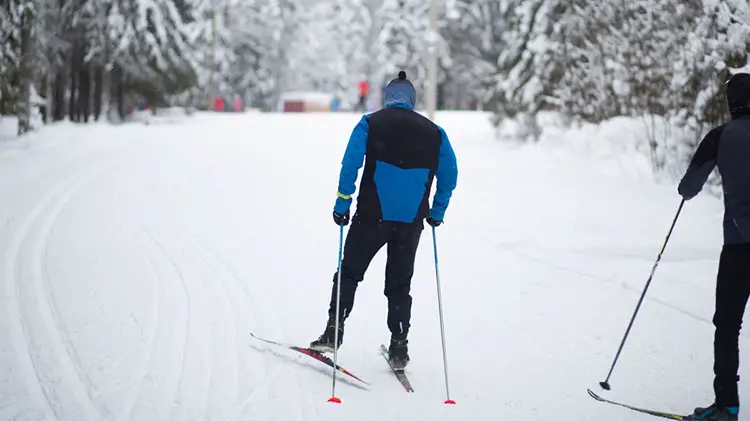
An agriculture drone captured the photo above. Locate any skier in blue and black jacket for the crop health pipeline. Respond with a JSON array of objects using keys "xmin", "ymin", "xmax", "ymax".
[
  {"xmin": 678, "ymin": 73, "xmax": 750, "ymax": 421},
  {"xmin": 309, "ymin": 71, "xmax": 458, "ymax": 369}
]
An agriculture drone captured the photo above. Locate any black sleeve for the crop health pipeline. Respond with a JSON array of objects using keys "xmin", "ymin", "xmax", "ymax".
[{"xmin": 678, "ymin": 125, "xmax": 723, "ymax": 200}]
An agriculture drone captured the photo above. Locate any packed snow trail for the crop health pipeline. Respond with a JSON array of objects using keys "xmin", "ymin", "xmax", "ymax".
[{"xmin": 0, "ymin": 113, "xmax": 740, "ymax": 421}]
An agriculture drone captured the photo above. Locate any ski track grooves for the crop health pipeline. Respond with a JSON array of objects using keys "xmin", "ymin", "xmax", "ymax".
[
  {"xmin": 191, "ymin": 240, "xmax": 280, "ymax": 418},
  {"xmin": 121, "ymin": 233, "xmax": 164, "ymax": 421},
  {"xmin": 3, "ymin": 178, "xmax": 66, "ymax": 420},
  {"xmin": 191, "ymin": 244, "xmax": 240, "ymax": 418},
  {"xmin": 141, "ymin": 217, "xmax": 245, "ymax": 420},
  {"xmin": 3, "ymin": 163, "xmax": 113, "ymax": 421},
  {"xmin": 143, "ymin": 208, "xmax": 285, "ymax": 421},
  {"xmin": 126, "ymin": 229, "xmax": 189, "ymax": 421},
  {"xmin": 194, "ymin": 239, "xmax": 308, "ymax": 421},
  {"xmin": 32, "ymin": 165, "xmax": 115, "ymax": 419},
  {"xmin": 140, "ymin": 173, "xmax": 314, "ymax": 419},
  {"xmin": 141, "ymin": 231, "xmax": 193, "ymax": 421},
  {"xmin": 177, "ymin": 243, "xmax": 214, "ymax": 420},
  {"xmin": 498, "ymin": 243, "xmax": 716, "ymax": 326}
]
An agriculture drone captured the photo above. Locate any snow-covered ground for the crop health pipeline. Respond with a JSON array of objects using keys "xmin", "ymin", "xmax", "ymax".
[{"xmin": 0, "ymin": 111, "xmax": 738, "ymax": 421}]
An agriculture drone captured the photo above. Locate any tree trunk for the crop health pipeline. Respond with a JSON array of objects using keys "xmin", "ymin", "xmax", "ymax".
[
  {"xmin": 46, "ymin": 62, "xmax": 55, "ymax": 124},
  {"xmin": 100, "ymin": 3, "xmax": 113, "ymax": 122},
  {"xmin": 109, "ymin": 64, "xmax": 124, "ymax": 123},
  {"xmin": 16, "ymin": 5, "xmax": 34, "ymax": 136},
  {"xmin": 53, "ymin": 67, "xmax": 66, "ymax": 121},
  {"xmin": 93, "ymin": 65, "xmax": 102, "ymax": 121},
  {"xmin": 88, "ymin": 63, "xmax": 95, "ymax": 122},
  {"xmin": 102, "ymin": 65, "xmax": 114, "ymax": 122},
  {"xmin": 116, "ymin": 79, "xmax": 124, "ymax": 121},
  {"xmin": 68, "ymin": 41, "xmax": 79, "ymax": 122},
  {"xmin": 79, "ymin": 58, "xmax": 91, "ymax": 123}
]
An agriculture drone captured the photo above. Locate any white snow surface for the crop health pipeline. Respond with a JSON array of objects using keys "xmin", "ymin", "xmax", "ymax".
[{"xmin": 0, "ymin": 111, "xmax": 742, "ymax": 421}]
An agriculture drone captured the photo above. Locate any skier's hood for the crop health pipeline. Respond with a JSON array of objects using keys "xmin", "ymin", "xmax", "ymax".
[
  {"xmin": 384, "ymin": 71, "xmax": 416, "ymax": 110},
  {"xmin": 727, "ymin": 73, "xmax": 750, "ymax": 119}
]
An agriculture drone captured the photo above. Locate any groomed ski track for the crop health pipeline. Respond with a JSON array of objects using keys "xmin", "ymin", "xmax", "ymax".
[{"xmin": 0, "ymin": 112, "xmax": 741, "ymax": 421}]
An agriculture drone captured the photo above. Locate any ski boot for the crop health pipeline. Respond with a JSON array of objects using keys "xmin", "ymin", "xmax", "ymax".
[
  {"xmin": 388, "ymin": 337, "xmax": 410, "ymax": 370},
  {"xmin": 309, "ymin": 319, "xmax": 344, "ymax": 353},
  {"xmin": 685, "ymin": 404, "xmax": 739, "ymax": 420}
]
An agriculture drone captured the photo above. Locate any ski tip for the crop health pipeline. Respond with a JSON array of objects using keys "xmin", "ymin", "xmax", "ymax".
[
  {"xmin": 444, "ymin": 399, "xmax": 457, "ymax": 405},
  {"xmin": 328, "ymin": 396, "xmax": 342, "ymax": 404},
  {"xmin": 599, "ymin": 381, "xmax": 611, "ymax": 391}
]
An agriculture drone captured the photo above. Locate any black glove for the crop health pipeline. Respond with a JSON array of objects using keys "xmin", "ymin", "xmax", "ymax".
[
  {"xmin": 426, "ymin": 217, "xmax": 442, "ymax": 227},
  {"xmin": 333, "ymin": 210, "xmax": 350, "ymax": 226}
]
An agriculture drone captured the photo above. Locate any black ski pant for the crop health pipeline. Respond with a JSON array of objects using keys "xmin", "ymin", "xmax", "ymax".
[
  {"xmin": 327, "ymin": 219, "xmax": 423, "ymax": 341},
  {"xmin": 713, "ymin": 243, "xmax": 750, "ymax": 408}
]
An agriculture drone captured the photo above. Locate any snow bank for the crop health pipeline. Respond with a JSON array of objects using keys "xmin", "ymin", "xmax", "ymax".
[
  {"xmin": 0, "ymin": 116, "xmax": 18, "ymax": 141},
  {"xmin": 496, "ymin": 112, "xmax": 704, "ymax": 186},
  {"xmin": 0, "ymin": 106, "xmax": 194, "ymax": 145},
  {"xmin": 127, "ymin": 107, "xmax": 195, "ymax": 125},
  {"xmin": 0, "ymin": 111, "xmax": 44, "ymax": 142}
]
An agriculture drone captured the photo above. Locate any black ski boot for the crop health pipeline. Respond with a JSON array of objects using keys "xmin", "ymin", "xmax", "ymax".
[
  {"xmin": 685, "ymin": 404, "xmax": 739, "ymax": 420},
  {"xmin": 309, "ymin": 319, "xmax": 343, "ymax": 353},
  {"xmin": 388, "ymin": 338, "xmax": 410, "ymax": 370}
]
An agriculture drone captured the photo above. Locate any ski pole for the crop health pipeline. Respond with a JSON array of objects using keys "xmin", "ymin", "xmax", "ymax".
[
  {"xmin": 328, "ymin": 224, "xmax": 345, "ymax": 404},
  {"xmin": 599, "ymin": 199, "xmax": 685, "ymax": 391},
  {"xmin": 432, "ymin": 225, "xmax": 456, "ymax": 405}
]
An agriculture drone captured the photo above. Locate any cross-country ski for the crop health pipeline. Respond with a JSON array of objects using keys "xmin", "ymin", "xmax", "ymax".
[
  {"xmin": 380, "ymin": 344, "xmax": 415, "ymax": 392},
  {"xmin": 587, "ymin": 389, "xmax": 686, "ymax": 420},
  {"xmin": 249, "ymin": 332, "xmax": 370, "ymax": 386}
]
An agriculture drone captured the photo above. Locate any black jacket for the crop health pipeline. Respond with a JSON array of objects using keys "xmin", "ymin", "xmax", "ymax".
[{"xmin": 678, "ymin": 111, "xmax": 750, "ymax": 244}]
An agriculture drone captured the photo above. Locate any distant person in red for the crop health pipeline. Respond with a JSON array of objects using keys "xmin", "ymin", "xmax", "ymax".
[
  {"xmin": 214, "ymin": 96, "xmax": 225, "ymax": 112},
  {"xmin": 357, "ymin": 81, "xmax": 369, "ymax": 112}
]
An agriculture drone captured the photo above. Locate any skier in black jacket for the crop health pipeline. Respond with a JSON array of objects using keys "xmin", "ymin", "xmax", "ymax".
[
  {"xmin": 678, "ymin": 73, "xmax": 750, "ymax": 421},
  {"xmin": 309, "ymin": 71, "xmax": 458, "ymax": 369}
]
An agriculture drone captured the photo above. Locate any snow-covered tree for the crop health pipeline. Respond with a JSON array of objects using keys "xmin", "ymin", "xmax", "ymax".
[
  {"xmin": 556, "ymin": 0, "xmax": 703, "ymax": 123},
  {"xmin": 674, "ymin": 0, "xmax": 750, "ymax": 131},
  {"xmin": 442, "ymin": 0, "xmax": 562, "ymax": 136},
  {"xmin": 550, "ymin": 0, "xmax": 748, "ymax": 172},
  {"xmin": 185, "ymin": 0, "xmax": 308, "ymax": 111},
  {"xmin": 441, "ymin": 0, "xmax": 498, "ymax": 110},
  {"xmin": 116, "ymin": 0, "xmax": 196, "ymax": 102},
  {"xmin": 1, "ymin": 0, "xmax": 22, "ymax": 117},
  {"xmin": 0, "ymin": 0, "xmax": 38, "ymax": 134},
  {"xmin": 16, "ymin": 1, "xmax": 35, "ymax": 135},
  {"xmin": 379, "ymin": 0, "xmax": 441, "ymax": 106},
  {"xmin": 279, "ymin": 0, "xmax": 387, "ymax": 108}
]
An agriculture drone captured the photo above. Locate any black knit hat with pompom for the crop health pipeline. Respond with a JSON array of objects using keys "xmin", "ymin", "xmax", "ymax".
[{"xmin": 387, "ymin": 71, "xmax": 415, "ymax": 90}]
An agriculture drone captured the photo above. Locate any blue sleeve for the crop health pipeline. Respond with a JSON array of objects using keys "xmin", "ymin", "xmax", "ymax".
[
  {"xmin": 430, "ymin": 127, "xmax": 458, "ymax": 221},
  {"xmin": 334, "ymin": 116, "xmax": 369, "ymax": 214}
]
